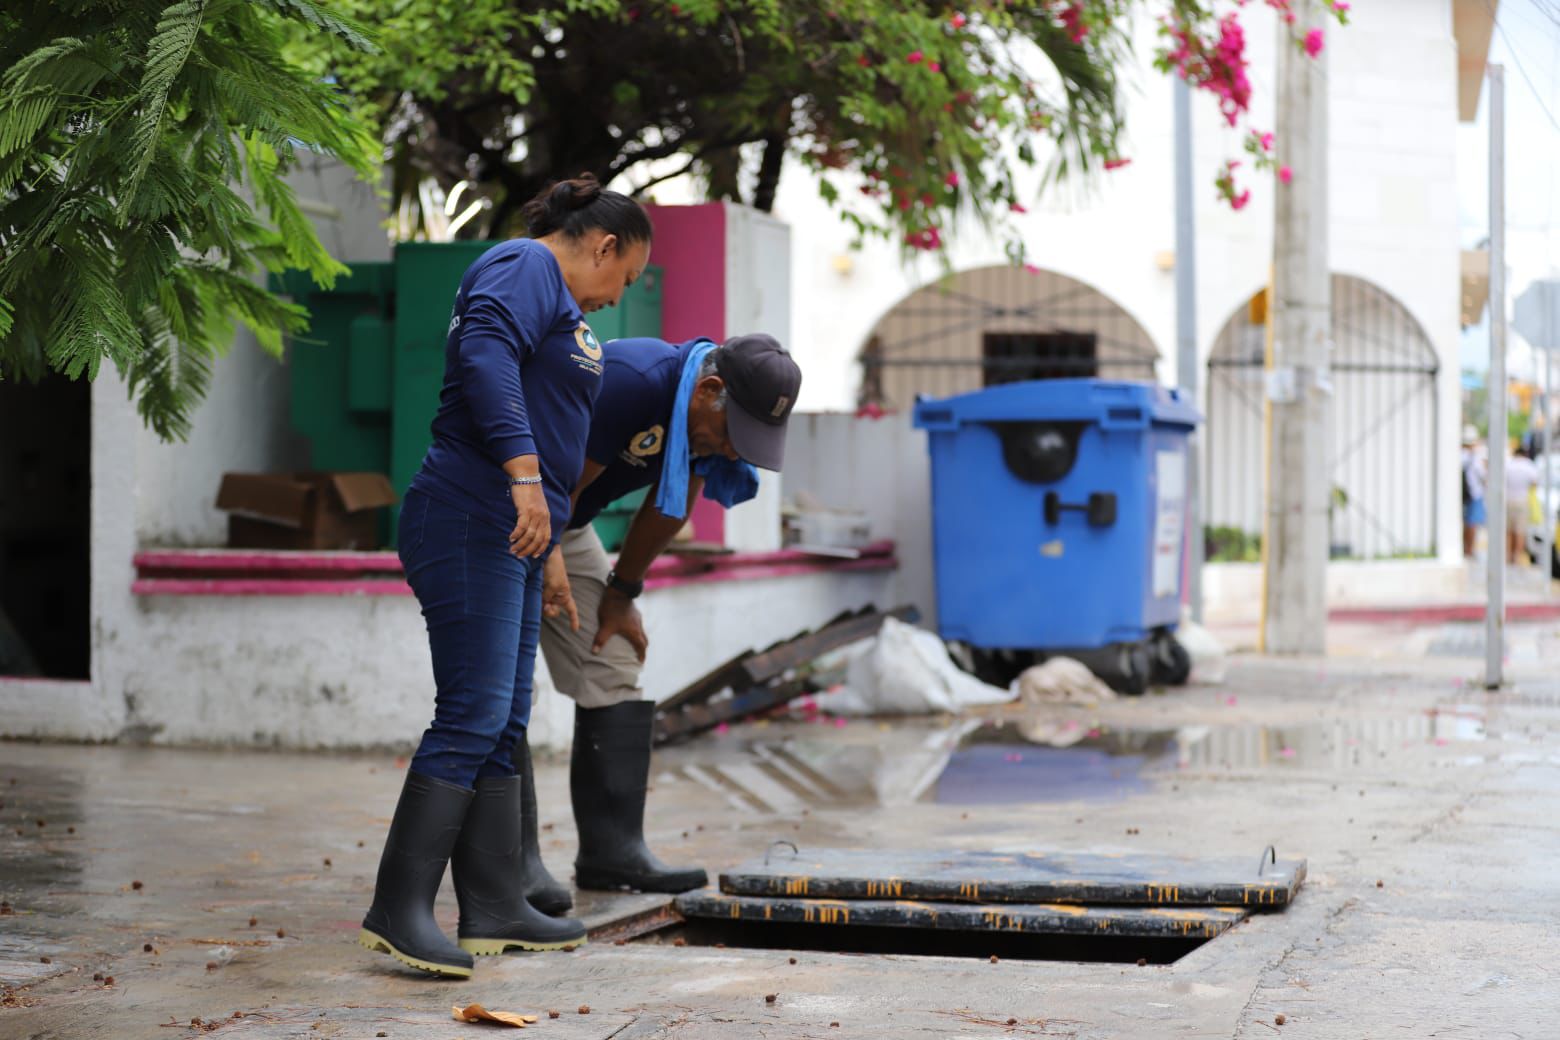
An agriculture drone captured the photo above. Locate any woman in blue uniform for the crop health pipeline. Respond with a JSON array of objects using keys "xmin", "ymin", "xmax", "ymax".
[{"xmin": 359, "ymin": 174, "xmax": 652, "ymax": 978}]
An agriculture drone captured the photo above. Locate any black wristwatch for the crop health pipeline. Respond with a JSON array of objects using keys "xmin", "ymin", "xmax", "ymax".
[{"xmin": 605, "ymin": 569, "xmax": 644, "ymax": 600}]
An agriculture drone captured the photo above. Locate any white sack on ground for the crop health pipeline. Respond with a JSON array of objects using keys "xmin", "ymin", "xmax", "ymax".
[
  {"xmin": 1177, "ymin": 616, "xmax": 1228, "ymax": 685},
  {"xmin": 824, "ymin": 618, "xmax": 1015, "ymax": 716},
  {"xmin": 1011, "ymin": 657, "xmax": 1117, "ymax": 707}
]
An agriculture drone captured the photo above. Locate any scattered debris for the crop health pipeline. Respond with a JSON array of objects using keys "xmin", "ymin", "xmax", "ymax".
[
  {"xmin": 206, "ymin": 961, "xmax": 219, "ymax": 971},
  {"xmin": 323, "ymin": 858, "xmax": 332, "ymax": 868},
  {"xmin": 38, "ymin": 956, "xmax": 51, "ymax": 965},
  {"xmin": 578, "ymin": 1005, "xmax": 591, "ymax": 1015},
  {"xmin": 67, "ymin": 826, "xmax": 75, "ymax": 834},
  {"xmin": 672, "ymin": 938, "xmax": 686, "ymax": 947},
  {"xmin": 143, "ymin": 943, "xmax": 154, "ymax": 953},
  {"xmin": 1275, "ymin": 1013, "xmax": 1287, "ymax": 1025},
  {"xmin": 764, "ymin": 994, "xmax": 777, "ymax": 1004},
  {"xmin": 104, "ymin": 976, "xmax": 114, "ymax": 986},
  {"xmin": 1376, "ymin": 880, "xmax": 1384, "ymax": 888},
  {"xmin": 989, "ymin": 955, "xmax": 998, "ymax": 964},
  {"xmin": 0, "ymin": 901, "xmax": 11, "ymax": 915},
  {"xmin": 249, "ymin": 917, "xmax": 258, "ymax": 927},
  {"xmin": 830, "ymin": 1023, "xmax": 839, "ymax": 1029},
  {"xmin": 452, "ymin": 1003, "xmax": 538, "ymax": 1028},
  {"xmin": 131, "ymin": 880, "xmax": 144, "ymax": 891},
  {"xmin": 788, "ymin": 956, "xmax": 797, "ymax": 964},
  {"xmin": 377, "ymin": 1033, "xmax": 387, "ymax": 1037},
  {"xmin": 548, "ymin": 1011, "xmax": 560, "ymax": 1020},
  {"xmin": 357, "ymin": 841, "xmax": 365, "ymax": 848},
  {"xmin": 92, "ymin": 973, "xmax": 103, "ymax": 982},
  {"xmin": 36, "ymin": 819, "xmax": 46, "ymax": 828},
  {"xmin": 1136, "ymin": 958, "xmax": 1148, "ymax": 967},
  {"xmin": 1006, "ymin": 1018, "xmax": 1018, "ymax": 1026},
  {"xmin": 653, "ymin": 606, "xmax": 919, "ymax": 744},
  {"xmin": 275, "ymin": 928, "xmax": 286, "ymax": 939}
]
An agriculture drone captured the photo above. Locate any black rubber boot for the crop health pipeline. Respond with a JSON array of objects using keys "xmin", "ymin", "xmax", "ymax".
[
  {"xmin": 452, "ymin": 774, "xmax": 587, "ymax": 955},
  {"xmin": 359, "ymin": 771, "xmax": 475, "ymax": 978},
  {"xmin": 517, "ymin": 738, "xmax": 573, "ymax": 916},
  {"xmin": 572, "ymin": 701, "xmax": 709, "ymax": 893}
]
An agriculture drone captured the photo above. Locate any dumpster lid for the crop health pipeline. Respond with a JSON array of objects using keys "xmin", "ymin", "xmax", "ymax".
[{"xmin": 911, "ymin": 379, "xmax": 1200, "ymax": 430}]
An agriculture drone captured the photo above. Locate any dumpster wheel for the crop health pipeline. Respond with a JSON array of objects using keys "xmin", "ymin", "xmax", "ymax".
[{"xmin": 1149, "ymin": 633, "xmax": 1192, "ymax": 687}]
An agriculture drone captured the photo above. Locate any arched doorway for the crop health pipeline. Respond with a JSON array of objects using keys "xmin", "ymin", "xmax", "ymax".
[
  {"xmin": 858, "ymin": 266, "xmax": 1160, "ymax": 409},
  {"xmin": 1205, "ymin": 275, "xmax": 1441, "ymax": 561}
]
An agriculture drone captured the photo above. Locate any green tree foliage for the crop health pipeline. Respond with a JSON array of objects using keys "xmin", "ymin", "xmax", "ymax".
[
  {"xmin": 305, "ymin": 0, "xmax": 1133, "ymax": 255},
  {"xmin": 0, "ymin": 0, "xmax": 379, "ymax": 440}
]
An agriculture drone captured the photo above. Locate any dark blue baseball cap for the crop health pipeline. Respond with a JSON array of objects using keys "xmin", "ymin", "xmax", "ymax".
[{"xmin": 715, "ymin": 334, "xmax": 802, "ymax": 471}]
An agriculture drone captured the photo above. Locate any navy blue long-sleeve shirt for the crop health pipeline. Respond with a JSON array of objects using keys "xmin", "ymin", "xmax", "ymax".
[{"xmin": 409, "ymin": 239, "xmax": 605, "ymax": 542}]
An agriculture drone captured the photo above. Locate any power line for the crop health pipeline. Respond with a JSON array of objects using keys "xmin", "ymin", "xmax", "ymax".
[{"xmin": 1487, "ymin": 0, "xmax": 1560, "ymax": 134}]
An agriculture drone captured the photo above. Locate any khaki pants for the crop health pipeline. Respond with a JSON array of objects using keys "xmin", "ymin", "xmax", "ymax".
[{"xmin": 539, "ymin": 525, "xmax": 645, "ymax": 708}]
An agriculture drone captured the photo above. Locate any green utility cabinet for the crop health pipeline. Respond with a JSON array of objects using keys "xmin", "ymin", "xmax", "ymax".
[{"xmin": 277, "ymin": 242, "xmax": 663, "ymax": 546}]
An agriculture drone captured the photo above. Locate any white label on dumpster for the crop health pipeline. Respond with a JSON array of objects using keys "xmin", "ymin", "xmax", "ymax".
[{"xmin": 1153, "ymin": 450, "xmax": 1186, "ymax": 599}]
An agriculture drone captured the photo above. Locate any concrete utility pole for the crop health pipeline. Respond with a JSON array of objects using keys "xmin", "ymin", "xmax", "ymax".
[
  {"xmin": 1174, "ymin": 77, "xmax": 1204, "ymax": 623},
  {"xmin": 1263, "ymin": 1, "xmax": 1331, "ymax": 655},
  {"xmin": 1486, "ymin": 65, "xmax": 1508, "ymax": 689}
]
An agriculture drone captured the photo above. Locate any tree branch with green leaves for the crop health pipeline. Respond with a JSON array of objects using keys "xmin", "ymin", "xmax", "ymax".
[{"xmin": 0, "ymin": 0, "xmax": 379, "ymax": 440}]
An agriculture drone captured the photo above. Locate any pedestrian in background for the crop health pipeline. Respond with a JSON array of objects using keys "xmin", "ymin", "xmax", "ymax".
[
  {"xmin": 1461, "ymin": 424, "xmax": 1486, "ymax": 559},
  {"xmin": 359, "ymin": 174, "xmax": 652, "ymax": 978},
  {"xmin": 1506, "ymin": 443, "xmax": 1540, "ymax": 566}
]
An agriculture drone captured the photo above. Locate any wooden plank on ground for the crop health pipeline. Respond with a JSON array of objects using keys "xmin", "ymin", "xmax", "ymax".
[{"xmin": 735, "ymin": 606, "xmax": 919, "ymax": 687}]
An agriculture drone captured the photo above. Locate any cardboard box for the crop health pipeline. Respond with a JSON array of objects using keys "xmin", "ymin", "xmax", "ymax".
[{"xmin": 215, "ymin": 472, "xmax": 397, "ymax": 551}]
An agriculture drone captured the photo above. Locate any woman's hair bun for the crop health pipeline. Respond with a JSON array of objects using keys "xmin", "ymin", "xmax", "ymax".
[
  {"xmin": 520, "ymin": 171, "xmax": 653, "ymax": 251},
  {"xmin": 551, "ymin": 174, "xmax": 602, "ymax": 212}
]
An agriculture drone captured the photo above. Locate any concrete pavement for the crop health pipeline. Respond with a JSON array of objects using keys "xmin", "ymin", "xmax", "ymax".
[{"xmin": 3, "ymin": 619, "xmax": 1559, "ymax": 1038}]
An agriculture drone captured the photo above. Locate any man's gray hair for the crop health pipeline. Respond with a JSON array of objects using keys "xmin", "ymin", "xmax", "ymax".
[{"xmin": 698, "ymin": 349, "xmax": 726, "ymax": 411}]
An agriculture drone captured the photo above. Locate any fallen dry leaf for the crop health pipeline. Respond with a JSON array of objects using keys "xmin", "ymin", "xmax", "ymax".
[{"xmin": 452, "ymin": 1004, "xmax": 539, "ymax": 1028}]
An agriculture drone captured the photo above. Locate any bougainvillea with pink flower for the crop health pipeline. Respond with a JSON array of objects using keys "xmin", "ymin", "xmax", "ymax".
[{"xmin": 307, "ymin": 0, "xmax": 1352, "ymax": 261}]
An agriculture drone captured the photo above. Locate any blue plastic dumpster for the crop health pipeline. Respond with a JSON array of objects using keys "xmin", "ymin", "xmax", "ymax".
[{"xmin": 912, "ymin": 379, "xmax": 1201, "ymax": 694}]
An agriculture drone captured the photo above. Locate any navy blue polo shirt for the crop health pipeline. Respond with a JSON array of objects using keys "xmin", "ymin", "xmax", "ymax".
[
  {"xmin": 410, "ymin": 239, "xmax": 604, "ymax": 541},
  {"xmin": 568, "ymin": 337, "xmax": 702, "ymax": 529}
]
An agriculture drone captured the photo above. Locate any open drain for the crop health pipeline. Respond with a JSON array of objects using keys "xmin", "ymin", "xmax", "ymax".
[
  {"xmin": 639, "ymin": 846, "xmax": 1305, "ymax": 966},
  {"xmin": 639, "ymin": 916, "xmax": 1210, "ymax": 965}
]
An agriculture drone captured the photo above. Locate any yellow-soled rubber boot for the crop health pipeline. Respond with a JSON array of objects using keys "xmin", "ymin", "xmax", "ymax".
[
  {"xmin": 359, "ymin": 772, "xmax": 474, "ymax": 978},
  {"xmin": 453, "ymin": 773, "xmax": 587, "ymax": 954}
]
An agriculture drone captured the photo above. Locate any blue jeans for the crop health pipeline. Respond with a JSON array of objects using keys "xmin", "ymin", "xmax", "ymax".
[{"xmin": 400, "ymin": 489, "xmax": 543, "ymax": 788}]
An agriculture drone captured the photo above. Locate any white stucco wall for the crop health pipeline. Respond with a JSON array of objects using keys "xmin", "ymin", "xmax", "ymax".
[
  {"xmin": 0, "ymin": 373, "xmax": 894, "ymax": 750},
  {"xmin": 768, "ymin": 0, "xmax": 1464, "ymax": 567}
]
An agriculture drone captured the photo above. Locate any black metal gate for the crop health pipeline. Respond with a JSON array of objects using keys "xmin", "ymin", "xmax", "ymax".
[
  {"xmin": 1205, "ymin": 275, "xmax": 1440, "ymax": 561},
  {"xmin": 859, "ymin": 265, "xmax": 1160, "ymax": 409}
]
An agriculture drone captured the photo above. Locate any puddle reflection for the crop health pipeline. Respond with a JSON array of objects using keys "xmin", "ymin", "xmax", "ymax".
[{"xmin": 660, "ymin": 705, "xmax": 1497, "ymax": 811}]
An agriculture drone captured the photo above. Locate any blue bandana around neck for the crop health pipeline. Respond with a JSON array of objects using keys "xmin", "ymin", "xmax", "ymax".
[{"xmin": 653, "ymin": 339, "xmax": 761, "ymax": 520}]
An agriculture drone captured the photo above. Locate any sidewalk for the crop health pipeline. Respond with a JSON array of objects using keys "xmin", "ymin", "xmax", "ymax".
[{"xmin": 3, "ymin": 618, "xmax": 1559, "ymax": 1038}]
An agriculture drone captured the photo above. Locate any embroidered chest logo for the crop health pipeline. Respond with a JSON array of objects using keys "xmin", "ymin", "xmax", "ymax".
[
  {"xmin": 620, "ymin": 424, "xmax": 664, "ymax": 468},
  {"xmin": 575, "ymin": 323, "xmax": 603, "ymax": 359},
  {"xmin": 570, "ymin": 321, "xmax": 604, "ymax": 376}
]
